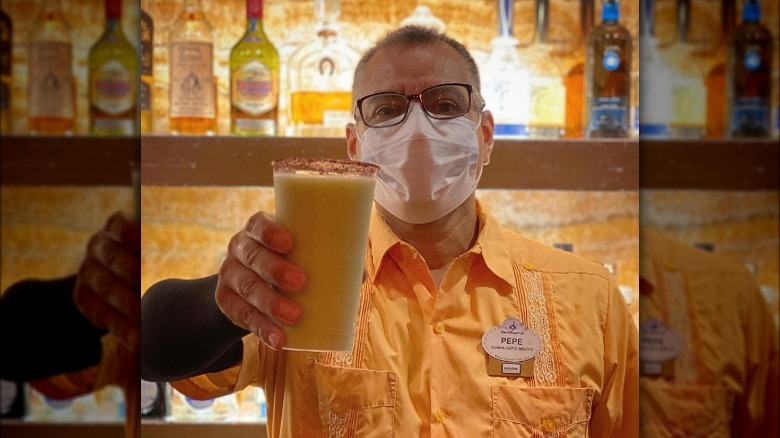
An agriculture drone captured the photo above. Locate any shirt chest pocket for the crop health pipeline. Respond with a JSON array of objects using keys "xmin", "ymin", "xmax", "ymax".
[
  {"xmin": 310, "ymin": 362, "xmax": 397, "ymax": 438},
  {"xmin": 639, "ymin": 382, "xmax": 733, "ymax": 438},
  {"xmin": 492, "ymin": 386, "xmax": 595, "ymax": 437}
]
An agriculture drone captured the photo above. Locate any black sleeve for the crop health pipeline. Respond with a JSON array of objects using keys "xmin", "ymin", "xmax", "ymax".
[
  {"xmin": 0, "ymin": 276, "xmax": 107, "ymax": 381},
  {"xmin": 141, "ymin": 274, "xmax": 250, "ymax": 382}
]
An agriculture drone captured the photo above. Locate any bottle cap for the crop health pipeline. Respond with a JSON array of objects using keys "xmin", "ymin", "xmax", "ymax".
[
  {"xmin": 247, "ymin": 0, "xmax": 262, "ymax": 19},
  {"xmin": 602, "ymin": 1, "xmax": 620, "ymax": 21},
  {"xmin": 106, "ymin": 0, "xmax": 122, "ymax": 19},
  {"xmin": 743, "ymin": 1, "xmax": 760, "ymax": 22}
]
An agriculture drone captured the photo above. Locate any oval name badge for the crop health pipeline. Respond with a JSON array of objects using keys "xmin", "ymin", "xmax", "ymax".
[
  {"xmin": 481, "ymin": 317, "xmax": 542, "ymax": 363},
  {"xmin": 639, "ymin": 317, "xmax": 682, "ymax": 362}
]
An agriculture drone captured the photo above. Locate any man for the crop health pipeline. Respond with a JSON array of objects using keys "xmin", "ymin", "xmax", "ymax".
[
  {"xmin": 142, "ymin": 25, "xmax": 638, "ymax": 436},
  {"xmin": 1, "ymin": 212, "xmax": 141, "ymax": 438}
]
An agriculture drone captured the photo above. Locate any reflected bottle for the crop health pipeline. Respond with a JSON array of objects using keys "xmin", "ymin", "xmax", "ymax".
[
  {"xmin": 563, "ymin": 0, "xmax": 594, "ymax": 138},
  {"xmin": 140, "ymin": 0, "xmax": 153, "ymax": 134},
  {"xmin": 585, "ymin": 0, "xmax": 631, "ymax": 138},
  {"xmin": 230, "ymin": 0, "xmax": 279, "ymax": 137},
  {"xmin": 526, "ymin": 0, "xmax": 565, "ymax": 138},
  {"xmin": 704, "ymin": 0, "xmax": 736, "ymax": 139},
  {"xmin": 88, "ymin": 0, "xmax": 138, "ymax": 136},
  {"xmin": 666, "ymin": 0, "xmax": 707, "ymax": 138},
  {"xmin": 27, "ymin": 0, "xmax": 75, "ymax": 135},
  {"xmin": 727, "ymin": 0, "xmax": 772, "ymax": 138},
  {"xmin": 169, "ymin": 0, "xmax": 216, "ymax": 135},
  {"xmin": 286, "ymin": 0, "xmax": 359, "ymax": 137},
  {"xmin": 481, "ymin": 0, "xmax": 531, "ymax": 138},
  {"xmin": 638, "ymin": 0, "xmax": 672, "ymax": 138},
  {"xmin": 1, "ymin": 7, "xmax": 11, "ymax": 134}
]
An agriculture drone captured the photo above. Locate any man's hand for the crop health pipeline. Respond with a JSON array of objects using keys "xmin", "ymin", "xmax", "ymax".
[
  {"xmin": 215, "ymin": 211, "xmax": 307, "ymax": 349},
  {"xmin": 73, "ymin": 212, "xmax": 141, "ymax": 351}
]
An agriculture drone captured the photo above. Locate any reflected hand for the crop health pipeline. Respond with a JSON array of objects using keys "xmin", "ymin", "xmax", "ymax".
[
  {"xmin": 215, "ymin": 211, "xmax": 307, "ymax": 349},
  {"xmin": 73, "ymin": 211, "xmax": 141, "ymax": 351}
]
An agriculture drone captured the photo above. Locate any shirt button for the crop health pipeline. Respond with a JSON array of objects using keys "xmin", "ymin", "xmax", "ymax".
[
  {"xmin": 433, "ymin": 322, "xmax": 445, "ymax": 334},
  {"xmin": 434, "ymin": 409, "xmax": 447, "ymax": 423},
  {"xmin": 664, "ymin": 262, "xmax": 677, "ymax": 271},
  {"xmin": 523, "ymin": 261, "xmax": 534, "ymax": 270},
  {"xmin": 541, "ymin": 418, "xmax": 556, "ymax": 432}
]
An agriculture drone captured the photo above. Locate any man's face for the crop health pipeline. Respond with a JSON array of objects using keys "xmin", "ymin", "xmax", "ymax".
[{"xmin": 346, "ymin": 41, "xmax": 495, "ymax": 170}]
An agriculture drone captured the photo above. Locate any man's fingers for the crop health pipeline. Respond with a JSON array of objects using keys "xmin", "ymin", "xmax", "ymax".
[
  {"xmin": 244, "ymin": 212, "xmax": 295, "ymax": 255},
  {"xmin": 88, "ymin": 230, "xmax": 140, "ymax": 287},
  {"xmin": 229, "ymin": 231, "xmax": 307, "ymax": 293},
  {"xmin": 104, "ymin": 211, "xmax": 141, "ymax": 254},
  {"xmin": 214, "ymin": 285, "xmax": 287, "ymax": 349},
  {"xmin": 73, "ymin": 279, "xmax": 140, "ymax": 350},
  {"xmin": 77, "ymin": 257, "xmax": 141, "ymax": 325}
]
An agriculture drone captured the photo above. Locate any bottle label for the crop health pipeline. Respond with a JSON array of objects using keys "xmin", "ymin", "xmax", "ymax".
[
  {"xmin": 140, "ymin": 79, "xmax": 151, "ymax": 111},
  {"xmin": 45, "ymin": 396, "xmax": 73, "ymax": 409},
  {"xmin": 231, "ymin": 60, "xmax": 276, "ymax": 116},
  {"xmin": 140, "ymin": 380, "xmax": 159, "ymax": 414},
  {"xmin": 93, "ymin": 118, "xmax": 133, "ymax": 135},
  {"xmin": 743, "ymin": 47, "xmax": 762, "ymax": 71},
  {"xmin": 235, "ymin": 117, "xmax": 274, "ymax": 133},
  {"xmin": 589, "ymin": 96, "xmax": 628, "ymax": 130},
  {"xmin": 29, "ymin": 42, "xmax": 74, "ymax": 118},
  {"xmin": 170, "ymin": 42, "xmax": 215, "ymax": 118},
  {"xmin": 1, "ymin": 380, "xmax": 17, "ymax": 414},
  {"xmin": 141, "ymin": 10, "xmax": 153, "ymax": 76},
  {"xmin": 731, "ymin": 96, "xmax": 769, "ymax": 132},
  {"xmin": 602, "ymin": 50, "xmax": 621, "ymax": 71},
  {"xmin": 92, "ymin": 60, "xmax": 135, "ymax": 116},
  {"xmin": 185, "ymin": 396, "xmax": 214, "ymax": 409}
]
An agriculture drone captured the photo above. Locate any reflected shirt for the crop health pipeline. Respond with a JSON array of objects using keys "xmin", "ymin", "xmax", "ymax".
[{"xmin": 174, "ymin": 205, "xmax": 639, "ymax": 437}]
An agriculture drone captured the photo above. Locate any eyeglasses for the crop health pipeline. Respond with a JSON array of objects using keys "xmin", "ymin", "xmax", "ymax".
[{"xmin": 355, "ymin": 83, "xmax": 485, "ymax": 128}]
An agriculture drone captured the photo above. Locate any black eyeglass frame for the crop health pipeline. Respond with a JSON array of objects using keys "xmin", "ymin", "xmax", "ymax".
[{"xmin": 354, "ymin": 82, "xmax": 486, "ymax": 128}]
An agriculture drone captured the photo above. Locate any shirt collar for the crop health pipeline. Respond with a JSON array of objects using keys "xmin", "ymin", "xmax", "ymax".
[{"xmin": 367, "ymin": 200, "xmax": 514, "ymax": 288}]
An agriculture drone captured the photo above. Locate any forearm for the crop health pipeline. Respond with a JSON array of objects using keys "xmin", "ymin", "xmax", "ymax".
[
  {"xmin": 141, "ymin": 274, "xmax": 249, "ymax": 382},
  {"xmin": 0, "ymin": 276, "xmax": 106, "ymax": 381}
]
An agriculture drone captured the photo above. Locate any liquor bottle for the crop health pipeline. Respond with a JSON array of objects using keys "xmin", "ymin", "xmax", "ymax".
[
  {"xmin": 169, "ymin": 0, "xmax": 216, "ymax": 135},
  {"xmin": 27, "ymin": 0, "xmax": 75, "ymax": 135},
  {"xmin": 141, "ymin": 380, "xmax": 168, "ymax": 418},
  {"xmin": 563, "ymin": 0, "xmax": 594, "ymax": 138},
  {"xmin": 526, "ymin": 0, "xmax": 565, "ymax": 138},
  {"xmin": 140, "ymin": 0, "xmax": 153, "ymax": 134},
  {"xmin": 481, "ymin": 0, "xmax": 531, "ymax": 138},
  {"xmin": 0, "ymin": 380, "xmax": 25, "ymax": 419},
  {"xmin": 638, "ymin": 0, "xmax": 672, "ymax": 137},
  {"xmin": 585, "ymin": 0, "xmax": 632, "ymax": 138},
  {"xmin": 286, "ymin": 0, "xmax": 359, "ymax": 137},
  {"xmin": 1, "ymin": 7, "xmax": 11, "ymax": 135},
  {"xmin": 704, "ymin": 0, "xmax": 736, "ymax": 139},
  {"xmin": 88, "ymin": 0, "xmax": 138, "ymax": 136},
  {"xmin": 229, "ymin": 0, "xmax": 279, "ymax": 136},
  {"xmin": 726, "ymin": 0, "xmax": 773, "ymax": 138},
  {"xmin": 666, "ymin": 0, "xmax": 707, "ymax": 138}
]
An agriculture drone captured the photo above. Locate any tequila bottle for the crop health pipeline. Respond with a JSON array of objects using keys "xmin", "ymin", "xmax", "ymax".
[
  {"xmin": 727, "ymin": 0, "xmax": 773, "ymax": 138},
  {"xmin": 563, "ymin": 0, "xmax": 594, "ymax": 138},
  {"xmin": 27, "ymin": 0, "xmax": 75, "ymax": 135},
  {"xmin": 481, "ymin": 0, "xmax": 531, "ymax": 138},
  {"xmin": 526, "ymin": 0, "xmax": 566, "ymax": 138},
  {"xmin": 140, "ymin": 0, "xmax": 153, "ymax": 134},
  {"xmin": 638, "ymin": 0, "xmax": 672, "ymax": 138},
  {"xmin": 704, "ymin": 0, "xmax": 736, "ymax": 138},
  {"xmin": 286, "ymin": 0, "xmax": 359, "ymax": 137},
  {"xmin": 585, "ymin": 0, "xmax": 632, "ymax": 138},
  {"xmin": 169, "ymin": 0, "xmax": 216, "ymax": 135},
  {"xmin": 229, "ymin": 0, "xmax": 279, "ymax": 136},
  {"xmin": 88, "ymin": 0, "xmax": 138, "ymax": 136}
]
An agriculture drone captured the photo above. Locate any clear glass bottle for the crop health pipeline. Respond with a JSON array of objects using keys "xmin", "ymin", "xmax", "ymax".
[
  {"xmin": 563, "ymin": 0, "xmax": 594, "ymax": 138},
  {"xmin": 140, "ymin": 0, "xmax": 153, "ymax": 134},
  {"xmin": 481, "ymin": 0, "xmax": 531, "ymax": 138},
  {"xmin": 229, "ymin": 0, "xmax": 279, "ymax": 137},
  {"xmin": 585, "ymin": 0, "xmax": 632, "ymax": 138},
  {"xmin": 286, "ymin": 0, "xmax": 360, "ymax": 137},
  {"xmin": 140, "ymin": 380, "xmax": 167, "ymax": 418},
  {"xmin": 0, "ymin": 7, "xmax": 11, "ymax": 135},
  {"xmin": 88, "ymin": 0, "xmax": 138, "ymax": 136},
  {"xmin": 638, "ymin": 0, "xmax": 672, "ymax": 138},
  {"xmin": 665, "ymin": 0, "xmax": 707, "ymax": 138},
  {"xmin": 169, "ymin": 0, "xmax": 216, "ymax": 135},
  {"xmin": 526, "ymin": 0, "xmax": 566, "ymax": 138},
  {"xmin": 727, "ymin": 0, "xmax": 773, "ymax": 138},
  {"xmin": 27, "ymin": 0, "xmax": 75, "ymax": 135}
]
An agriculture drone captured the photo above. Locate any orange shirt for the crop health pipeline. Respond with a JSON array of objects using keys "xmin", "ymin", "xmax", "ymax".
[
  {"xmin": 174, "ymin": 205, "xmax": 639, "ymax": 437},
  {"xmin": 639, "ymin": 229, "xmax": 778, "ymax": 437}
]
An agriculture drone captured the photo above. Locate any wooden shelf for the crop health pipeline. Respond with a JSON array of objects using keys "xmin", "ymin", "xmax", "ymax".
[
  {"xmin": 140, "ymin": 420, "xmax": 268, "ymax": 438},
  {"xmin": 140, "ymin": 136, "xmax": 639, "ymax": 190},
  {"xmin": 0, "ymin": 420, "xmax": 124, "ymax": 438}
]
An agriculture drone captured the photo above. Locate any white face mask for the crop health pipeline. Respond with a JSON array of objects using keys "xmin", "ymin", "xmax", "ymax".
[{"xmin": 358, "ymin": 105, "xmax": 482, "ymax": 224}]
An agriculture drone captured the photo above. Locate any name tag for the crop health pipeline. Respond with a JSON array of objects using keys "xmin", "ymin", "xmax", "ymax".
[
  {"xmin": 482, "ymin": 318, "xmax": 542, "ymax": 378},
  {"xmin": 639, "ymin": 318, "xmax": 681, "ymax": 377}
]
